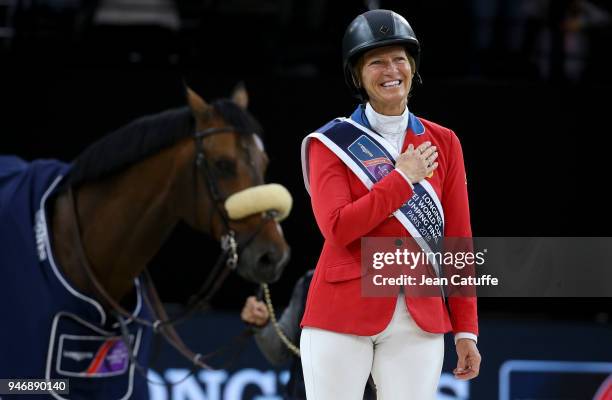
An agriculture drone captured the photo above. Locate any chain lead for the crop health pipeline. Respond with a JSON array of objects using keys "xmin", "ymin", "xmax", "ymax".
[{"xmin": 261, "ymin": 283, "xmax": 301, "ymax": 357}]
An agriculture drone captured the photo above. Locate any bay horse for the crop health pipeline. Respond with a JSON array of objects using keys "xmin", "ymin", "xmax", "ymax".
[{"xmin": 0, "ymin": 87, "xmax": 292, "ymax": 399}]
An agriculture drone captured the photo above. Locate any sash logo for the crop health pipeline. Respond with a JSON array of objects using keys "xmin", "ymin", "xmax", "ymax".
[
  {"xmin": 358, "ymin": 143, "xmax": 373, "ymax": 157},
  {"xmin": 348, "ymin": 136, "xmax": 395, "ymax": 181}
]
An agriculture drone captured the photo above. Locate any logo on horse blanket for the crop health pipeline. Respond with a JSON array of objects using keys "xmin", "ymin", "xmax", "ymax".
[
  {"xmin": 57, "ymin": 332, "xmax": 131, "ymax": 377},
  {"xmin": 45, "ymin": 311, "xmax": 143, "ymax": 399}
]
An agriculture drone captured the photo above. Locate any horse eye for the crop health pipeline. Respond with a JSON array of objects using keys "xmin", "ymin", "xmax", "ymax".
[{"xmin": 214, "ymin": 159, "xmax": 236, "ymax": 177}]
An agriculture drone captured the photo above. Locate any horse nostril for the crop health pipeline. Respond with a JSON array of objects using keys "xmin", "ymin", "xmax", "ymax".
[{"xmin": 258, "ymin": 250, "xmax": 281, "ymax": 268}]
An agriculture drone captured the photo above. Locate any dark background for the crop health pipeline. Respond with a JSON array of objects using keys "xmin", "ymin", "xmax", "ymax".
[{"xmin": 1, "ymin": 0, "xmax": 611, "ymax": 322}]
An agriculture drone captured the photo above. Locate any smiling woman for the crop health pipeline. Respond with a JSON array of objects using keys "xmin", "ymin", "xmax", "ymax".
[
  {"xmin": 353, "ymin": 45, "xmax": 416, "ymax": 116},
  {"xmin": 299, "ymin": 9, "xmax": 481, "ymax": 400}
]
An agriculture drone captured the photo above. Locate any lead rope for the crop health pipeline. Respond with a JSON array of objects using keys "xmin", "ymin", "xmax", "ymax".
[{"xmin": 260, "ymin": 283, "xmax": 300, "ymax": 357}]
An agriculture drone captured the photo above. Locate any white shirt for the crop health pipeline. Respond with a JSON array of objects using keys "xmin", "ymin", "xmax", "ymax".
[
  {"xmin": 364, "ymin": 103, "xmax": 414, "ymax": 188},
  {"xmin": 364, "ymin": 102, "xmax": 408, "ymax": 153}
]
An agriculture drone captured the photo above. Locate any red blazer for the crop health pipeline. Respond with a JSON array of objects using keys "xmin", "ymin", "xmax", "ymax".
[{"xmin": 300, "ymin": 116, "xmax": 478, "ymax": 336}]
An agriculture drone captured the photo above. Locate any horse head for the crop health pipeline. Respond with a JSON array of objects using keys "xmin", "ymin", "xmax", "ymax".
[
  {"xmin": 179, "ymin": 87, "xmax": 292, "ymax": 283},
  {"xmin": 52, "ymin": 85, "xmax": 292, "ymax": 306}
]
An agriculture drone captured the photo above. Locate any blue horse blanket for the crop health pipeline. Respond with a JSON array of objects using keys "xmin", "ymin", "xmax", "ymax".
[{"xmin": 0, "ymin": 156, "xmax": 153, "ymax": 399}]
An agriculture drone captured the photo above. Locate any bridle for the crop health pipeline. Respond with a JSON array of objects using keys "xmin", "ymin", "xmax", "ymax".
[
  {"xmin": 194, "ymin": 127, "xmax": 240, "ymax": 268},
  {"xmin": 66, "ymin": 124, "xmax": 278, "ymax": 380},
  {"xmin": 192, "ymin": 126, "xmax": 276, "ymax": 270}
]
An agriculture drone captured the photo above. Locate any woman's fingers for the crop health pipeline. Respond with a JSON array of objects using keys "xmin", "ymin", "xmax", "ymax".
[
  {"xmin": 426, "ymin": 150, "xmax": 438, "ymax": 164},
  {"xmin": 415, "ymin": 141, "xmax": 432, "ymax": 154},
  {"xmin": 405, "ymin": 142, "xmax": 437, "ymax": 163},
  {"xmin": 420, "ymin": 145, "xmax": 437, "ymax": 159}
]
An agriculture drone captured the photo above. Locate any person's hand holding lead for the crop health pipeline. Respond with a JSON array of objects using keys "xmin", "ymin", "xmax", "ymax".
[{"xmin": 241, "ymin": 296, "xmax": 270, "ymax": 327}]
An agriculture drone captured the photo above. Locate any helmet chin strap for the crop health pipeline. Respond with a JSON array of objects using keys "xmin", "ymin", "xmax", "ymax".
[{"xmin": 414, "ymin": 71, "xmax": 423, "ymax": 86}]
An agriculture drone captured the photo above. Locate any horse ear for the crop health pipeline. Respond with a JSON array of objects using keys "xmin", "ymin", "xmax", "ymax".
[
  {"xmin": 185, "ymin": 86, "xmax": 209, "ymax": 116},
  {"xmin": 231, "ymin": 81, "xmax": 249, "ymax": 110}
]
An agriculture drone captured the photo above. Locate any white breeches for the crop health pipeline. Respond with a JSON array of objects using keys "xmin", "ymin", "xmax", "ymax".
[{"xmin": 300, "ymin": 293, "xmax": 444, "ymax": 400}]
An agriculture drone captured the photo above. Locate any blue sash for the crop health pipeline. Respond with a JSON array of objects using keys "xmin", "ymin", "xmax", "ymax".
[{"xmin": 301, "ymin": 118, "xmax": 445, "ymax": 276}]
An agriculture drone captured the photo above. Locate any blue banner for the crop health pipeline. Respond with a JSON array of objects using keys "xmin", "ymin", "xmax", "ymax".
[{"xmin": 148, "ymin": 310, "xmax": 612, "ymax": 400}]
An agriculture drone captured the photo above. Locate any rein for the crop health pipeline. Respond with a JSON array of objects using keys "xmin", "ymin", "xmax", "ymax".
[{"xmin": 65, "ymin": 125, "xmax": 276, "ymax": 381}]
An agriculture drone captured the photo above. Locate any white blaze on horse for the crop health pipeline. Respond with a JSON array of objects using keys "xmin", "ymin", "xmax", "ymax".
[{"xmin": 0, "ymin": 86, "xmax": 292, "ymax": 399}]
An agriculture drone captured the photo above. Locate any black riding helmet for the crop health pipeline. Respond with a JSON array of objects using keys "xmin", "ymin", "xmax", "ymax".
[{"xmin": 342, "ymin": 9, "xmax": 421, "ymax": 101}]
